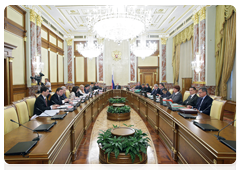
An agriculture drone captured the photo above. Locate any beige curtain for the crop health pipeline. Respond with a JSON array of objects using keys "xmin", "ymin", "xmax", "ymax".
[
  {"xmin": 172, "ymin": 24, "xmax": 193, "ymax": 85},
  {"xmin": 179, "ymin": 38, "xmax": 193, "ymax": 89},
  {"xmin": 221, "ymin": 12, "xmax": 236, "ymax": 98}
]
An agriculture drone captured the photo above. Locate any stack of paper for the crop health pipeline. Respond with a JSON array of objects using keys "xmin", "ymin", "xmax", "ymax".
[{"xmin": 39, "ymin": 110, "xmax": 60, "ymax": 117}]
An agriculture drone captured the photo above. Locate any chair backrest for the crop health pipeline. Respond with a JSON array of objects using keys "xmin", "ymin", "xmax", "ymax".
[
  {"xmin": 233, "ymin": 106, "xmax": 238, "ymax": 128},
  {"xmin": 210, "ymin": 99, "xmax": 226, "ymax": 120},
  {"xmin": 210, "ymin": 95, "xmax": 222, "ymax": 100},
  {"xmin": 12, "ymin": 100, "xmax": 30, "ymax": 124},
  {"xmin": 35, "ymin": 93, "xmax": 41, "ymax": 98},
  {"xmin": 23, "ymin": 96, "xmax": 36, "ymax": 118},
  {"xmin": 4, "ymin": 105, "xmax": 19, "ymax": 135},
  {"xmin": 183, "ymin": 91, "xmax": 190, "ymax": 101},
  {"xmin": 66, "ymin": 89, "xmax": 70, "ymax": 98},
  {"xmin": 169, "ymin": 89, "xmax": 173, "ymax": 94}
]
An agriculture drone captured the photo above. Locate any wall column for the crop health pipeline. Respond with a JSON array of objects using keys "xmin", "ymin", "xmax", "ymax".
[
  {"xmin": 161, "ymin": 38, "xmax": 167, "ymax": 83},
  {"xmin": 199, "ymin": 7, "xmax": 206, "ymax": 83},
  {"xmin": 36, "ymin": 14, "xmax": 42, "ymax": 61},
  {"xmin": 30, "ymin": 9, "xmax": 37, "ymax": 84},
  {"xmin": 66, "ymin": 39, "xmax": 74, "ymax": 89},
  {"xmin": 192, "ymin": 12, "xmax": 199, "ymax": 83}
]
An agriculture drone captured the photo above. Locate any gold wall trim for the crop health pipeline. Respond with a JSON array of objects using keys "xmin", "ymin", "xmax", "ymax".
[
  {"xmin": 36, "ymin": 15, "xmax": 43, "ymax": 27},
  {"xmin": 67, "ymin": 39, "xmax": 73, "ymax": 46},
  {"xmin": 30, "ymin": 9, "xmax": 37, "ymax": 23},
  {"xmin": 192, "ymin": 81, "xmax": 206, "ymax": 84},
  {"xmin": 192, "ymin": 13, "xmax": 199, "ymax": 25},
  {"xmin": 161, "ymin": 38, "xmax": 167, "ymax": 45},
  {"xmin": 198, "ymin": 7, "xmax": 206, "ymax": 21}
]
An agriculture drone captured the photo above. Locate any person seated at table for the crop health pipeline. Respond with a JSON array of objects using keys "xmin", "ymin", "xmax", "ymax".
[
  {"xmin": 93, "ymin": 82, "xmax": 102, "ymax": 90},
  {"xmin": 145, "ymin": 83, "xmax": 152, "ymax": 93},
  {"xmin": 70, "ymin": 86, "xmax": 80, "ymax": 99},
  {"xmin": 141, "ymin": 83, "xmax": 146, "ymax": 91},
  {"xmin": 78, "ymin": 85, "xmax": 86, "ymax": 95},
  {"xmin": 183, "ymin": 87, "xmax": 199, "ymax": 106},
  {"xmin": 148, "ymin": 84, "xmax": 161, "ymax": 95},
  {"xmin": 187, "ymin": 87, "xmax": 213, "ymax": 115},
  {"xmin": 60, "ymin": 86, "xmax": 67, "ymax": 100},
  {"xmin": 158, "ymin": 83, "xmax": 165, "ymax": 95},
  {"xmin": 159, "ymin": 88, "xmax": 171, "ymax": 98},
  {"xmin": 33, "ymin": 86, "xmax": 59, "ymax": 115},
  {"xmin": 134, "ymin": 82, "xmax": 142, "ymax": 89},
  {"xmin": 166, "ymin": 85, "xmax": 183, "ymax": 104},
  {"xmin": 115, "ymin": 83, "xmax": 121, "ymax": 89},
  {"xmin": 50, "ymin": 87, "xmax": 69, "ymax": 105},
  {"xmin": 84, "ymin": 84, "xmax": 90, "ymax": 94}
]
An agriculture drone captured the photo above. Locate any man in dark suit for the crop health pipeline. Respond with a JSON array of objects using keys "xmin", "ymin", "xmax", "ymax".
[
  {"xmin": 134, "ymin": 82, "xmax": 142, "ymax": 89},
  {"xmin": 50, "ymin": 87, "xmax": 69, "ymax": 105},
  {"xmin": 158, "ymin": 83, "xmax": 165, "ymax": 96},
  {"xmin": 60, "ymin": 86, "xmax": 67, "ymax": 100},
  {"xmin": 166, "ymin": 85, "xmax": 183, "ymax": 104},
  {"xmin": 149, "ymin": 84, "xmax": 161, "ymax": 95},
  {"xmin": 187, "ymin": 87, "xmax": 213, "ymax": 115},
  {"xmin": 145, "ymin": 84, "xmax": 152, "ymax": 93},
  {"xmin": 84, "ymin": 84, "xmax": 90, "ymax": 93},
  {"xmin": 115, "ymin": 83, "xmax": 121, "ymax": 89},
  {"xmin": 34, "ymin": 86, "xmax": 59, "ymax": 116},
  {"xmin": 141, "ymin": 84, "xmax": 146, "ymax": 91},
  {"xmin": 93, "ymin": 82, "xmax": 102, "ymax": 90},
  {"xmin": 160, "ymin": 88, "xmax": 171, "ymax": 98},
  {"xmin": 183, "ymin": 87, "xmax": 199, "ymax": 106}
]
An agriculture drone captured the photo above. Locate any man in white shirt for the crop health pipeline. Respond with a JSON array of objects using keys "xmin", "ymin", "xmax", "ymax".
[{"xmin": 45, "ymin": 78, "xmax": 52, "ymax": 92}]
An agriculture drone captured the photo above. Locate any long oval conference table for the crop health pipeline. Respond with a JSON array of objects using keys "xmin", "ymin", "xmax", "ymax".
[{"xmin": 4, "ymin": 90, "xmax": 236, "ymax": 164}]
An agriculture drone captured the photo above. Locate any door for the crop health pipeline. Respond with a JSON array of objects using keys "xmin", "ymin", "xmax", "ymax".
[{"xmin": 143, "ymin": 73, "xmax": 153, "ymax": 86}]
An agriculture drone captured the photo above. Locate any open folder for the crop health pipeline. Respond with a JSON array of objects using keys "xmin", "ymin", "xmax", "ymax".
[{"xmin": 39, "ymin": 110, "xmax": 59, "ymax": 117}]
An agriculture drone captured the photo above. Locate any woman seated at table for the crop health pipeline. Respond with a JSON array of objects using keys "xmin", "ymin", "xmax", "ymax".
[
  {"xmin": 78, "ymin": 85, "xmax": 86, "ymax": 95},
  {"xmin": 165, "ymin": 85, "xmax": 183, "ymax": 104},
  {"xmin": 70, "ymin": 86, "xmax": 80, "ymax": 99}
]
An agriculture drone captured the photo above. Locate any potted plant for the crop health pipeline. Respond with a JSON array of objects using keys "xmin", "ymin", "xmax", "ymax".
[
  {"xmin": 107, "ymin": 105, "xmax": 131, "ymax": 121},
  {"xmin": 97, "ymin": 124, "xmax": 150, "ymax": 164},
  {"xmin": 108, "ymin": 97, "xmax": 127, "ymax": 105}
]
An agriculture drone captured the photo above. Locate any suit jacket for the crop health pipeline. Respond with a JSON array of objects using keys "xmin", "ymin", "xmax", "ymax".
[
  {"xmin": 141, "ymin": 87, "xmax": 146, "ymax": 92},
  {"xmin": 145, "ymin": 87, "xmax": 152, "ymax": 93},
  {"xmin": 84, "ymin": 88, "xmax": 89, "ymax": 94},
  {"xmin": 34, "ymin": 94, "xmax": 51, "ymax": 115},
  {"xmin": 135, "ymin": 85, "xmax": 142, "ymax": 89},
  {"xmin": 93, "ymin": 86, "xmax": 102, "ymax": 90},
  {"xmin": 115, "ymin": 85, "xmax": 121, "ymax": 89},
  {"xmin": 167, "ymin": 92, "xmax": 183, "ymax": 104},
  {"xmin": 60, "ymin": 93, "xmax": 67, "ymax": 100},
  {"xmin": 161, "ymin": 91, "xmax": 171, "ymax": 98},
  {"xmin": 50, "ymin": 93, "xmax": 64, "ymax": 105},
  {"xmin": 183, "ymin": 94, "xmax": 199, "ymax": 106},
  {"xmin": 158, "ymin": 88, "xmax": 164, "ymax": 95},
  {"xmin": 193, "ymin": 95, "xmax": 213, "ymax": 115},
  {"xmin": 151, "ymin": 88, "xmax": 161, "ymax": 95}
]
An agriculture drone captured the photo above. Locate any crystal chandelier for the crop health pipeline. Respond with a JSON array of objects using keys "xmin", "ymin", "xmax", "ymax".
[
  {"xmin": 191, "ymin": 54, "xmax": 203, "ymax": 73},
  {"xmin": 130, "ymin": 34, "xmax": 157, "ymax": 59},
  {"xmin": 86, "ymin": 5, "xmax": 152, "ymax": 44},
  {"xmin": 77, "ymin": 35, "xmax": 103, "ymax": 59},
  {"xmin": 32, "ymin": 54, "xmax": 44, "ymax": 75}
]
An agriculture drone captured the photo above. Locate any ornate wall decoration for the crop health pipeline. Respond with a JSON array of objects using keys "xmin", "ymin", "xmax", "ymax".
[{"xmin": 112, "ymin": 50, "xmax": 122, "ymax": 61}]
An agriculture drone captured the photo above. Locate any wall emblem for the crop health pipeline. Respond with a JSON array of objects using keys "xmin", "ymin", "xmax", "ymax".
[{"xmin": 112, "ymin": 50, "xmax": 122, "ymax": 61}]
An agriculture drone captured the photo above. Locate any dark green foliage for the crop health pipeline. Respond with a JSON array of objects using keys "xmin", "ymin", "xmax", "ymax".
[
  {"xmin": 107, "ymin": 105, "xmax": 131, "ymax": 113},
  {"xmin": 108, "ymin": 97, "xmax": 126, "ymax": 103},
  {"xmin": 97, "ymin": 124, "xmax": 150, "ymax": 163}
]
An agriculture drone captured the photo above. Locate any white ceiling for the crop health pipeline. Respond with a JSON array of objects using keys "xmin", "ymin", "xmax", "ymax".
[{"xmin": 35, "ymin": 5, "xmax": 201, "ymax": 37}]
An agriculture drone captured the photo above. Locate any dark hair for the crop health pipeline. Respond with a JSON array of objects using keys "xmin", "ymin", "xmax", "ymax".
[
  {"xmin": 190, "ymin": 86, "xmax": 196, "ymax": 90},
  {"xmin": 85, "ymin": 84, "xmax": 90, "ymax": 87},
  {"xmin": 40, "ymin": 86, "xmax": 49, "ymax": 93},
  {"xmin": 159, "ymin": 83, "xmax": 165, "ymax": 87},
  {"xmin": 146, "ymin": 83, "xmax": 149, "ymax": 87},
  {"xmin": 142, "ymin": 84, "xmax": 145, "ymax": 86},
  {"xmin": 173, "ymin": 85, "xmax": 180, "ymax": 91},
  {"xmin": 71, "ymin": 86, "xmax": 79, "ymax": 94},
  {"xmin": 162, "ymin": 88, "xmax": 168, "ymax": 92},
  {"xmin": 199, "ymin": 87, "xmax": 208, "ymax": 94},
  {"xmin": 56, "ymin": 87, "xmax": 63, "ymax": 92},
  {"xmin": 91, "ymin": 82, "xmax": 94, "ymax": 84}
]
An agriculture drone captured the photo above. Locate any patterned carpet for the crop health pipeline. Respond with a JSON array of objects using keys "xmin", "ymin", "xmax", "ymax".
[{"xmin": 88, "ymin": 106, "xmax": 158, "ymax": 164}]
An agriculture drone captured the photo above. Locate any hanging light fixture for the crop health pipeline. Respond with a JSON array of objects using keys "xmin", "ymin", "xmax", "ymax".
[
  {"xmin": 130, "ymin": 34, "xmax": 157, "ymax": 59},
  {"xmin": 76, "ymin": 35, "xmax": 104, "ymax": 59},
  {"xmin": 86, "ymin": 5, "xmax": 152, "ymax": 44}
]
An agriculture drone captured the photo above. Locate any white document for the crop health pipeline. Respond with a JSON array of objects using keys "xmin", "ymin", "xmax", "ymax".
[
  {"xmin": 39, "ymin": 109, "xmax": 60, "ymax": 117},
  {"xmin": 30, "ymin": 114, "xmax": 39, "ymax": 120},
  {"xmin": 179, "ymin": 108, "xmax": 196, "ymax": 111}
]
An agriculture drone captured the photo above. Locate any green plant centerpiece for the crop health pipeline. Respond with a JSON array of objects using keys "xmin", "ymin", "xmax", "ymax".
[
  {"xmin": 107, "ymin": 105, "xmax": 131, "ymax": 121},
  {"xmin": 108, "ymin": 97, "xmax": 126, "ymax": 104},
  {"xmin": 98, "ymin": 124, "xmax": 150, "ymax": 164}
]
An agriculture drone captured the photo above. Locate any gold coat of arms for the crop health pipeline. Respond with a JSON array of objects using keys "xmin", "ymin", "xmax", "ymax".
[{"xmin": 112, "ymin": 50, "xmax": 122, "ymax": 61}]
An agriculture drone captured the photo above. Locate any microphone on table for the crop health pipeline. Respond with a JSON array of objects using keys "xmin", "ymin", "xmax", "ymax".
[
  {"xmin": 214, "ymin": 119, "xmax": 236, "ymax": 140},
  {"xmin": 199, "ymin": 104, "xmax": 212, "ymax": 113},
  {"xmin": 37, "ymin": 108, "xmax": 57, "ymax": 125},
  {"xmin": 10, "ymin": 119, "xmax": 41, "ymax": 141}
]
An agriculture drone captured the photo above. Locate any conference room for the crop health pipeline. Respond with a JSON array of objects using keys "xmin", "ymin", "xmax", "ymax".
[{"xmin": 4, "ymin": 4, "xmax": 236, "ymax": 166}]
